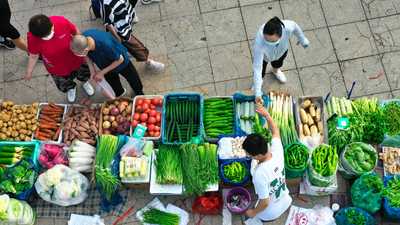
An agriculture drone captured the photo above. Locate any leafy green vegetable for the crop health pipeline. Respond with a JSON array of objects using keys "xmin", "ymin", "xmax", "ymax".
[
  {"xmin": 328, "ymin": 115, "xmax": 364, "ymax": 153},
  {"xmin": 253, "ymin": 113, "xmax": 272, "ymax": 144},
  {"xmin": 311, "ymin": 144, "xmax": 338, "ymax": 177},
  {"xmin": 0, "ymin": 160, "xmax": 37, "ymax": 196},
  {"xmin": 223, "ymin": 161, "xmax": 248, "ymax": 183},
  {"xmin": 142, "ymin": 208, "xmax": 180, "ymax": 225},
  {"xmin": 344, "ymin": 142, "xmax": 377, "ymax": 174},
  {"xmin": 351, "ymin": 173, "xmax": 383, "ymax": 213},
  {"xmin": 284, "ymin": 143, "xmax": 309, "ymax": 170},
  {"xmin": 383, "ymin": 176, "xmax": 400, "ymax": 208},
  {"xmin": 383, "ymin": 101, "xmax": 400, "ymax": 136},
  {"xmin": 155, "ymin": 145, "xmax": 183, "ymax": 184},
  {"xmin": 344, "ymin": 208, "xmax": 366, "ymax": 225}
]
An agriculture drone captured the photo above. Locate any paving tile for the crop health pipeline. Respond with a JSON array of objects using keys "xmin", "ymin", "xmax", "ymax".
[
  {"xmin": 5, "ymin": 76, "xmax": 47, "ymax": 103},
  {"xmin": 330, "ymin": 22, "xmax": 377, "ymax": 61},
  {"xmin": 291, "ymin": 194, "xmax": 331, "ymax": 208},
  {"xmin": 54, "ymin": 218, "xmax": 69, "ymax": 225},
  {"xmin": 162, "ymin": 15, "xmax": 207, "ymax": 54},
  {"xmin": 263, "ymin": 69, "xmax": 304, "ymax": 96},
  {"xmin": 35, "ymin": 217, "xmax": 55, "ymax": 225},
  {"xmin": 203, "ymin": 8, "xmax": 247, "ymax": 47},
  {"xmin": 340, "ymin": 56, "xmax": 389, "ymax": 97},
  {"xmin": 280, "ymin": 0, "xmax": 326, "ymax": 31},
  {"xmin": 241, "ymin": 2, "xmax": 282, "ymax": 40},
  {"xmin": 361, "ymin": 0, "xmax": 400, "ymax": 19},
  {"xmin": 291, "ymin": 28, "xmax": 336, "ymax": 68},
  {"xmin": 160, "ymin": 0, "xmax": 200, "ymax": 19},
  {"xmin": 81, "ymin": 20, "xmax": 105, "ymax": 31},
  {"xmin": 393, "ymin": 90, "xmax": 400, "ymax": 98},
  {"xmin": 9, "ymin": 0, "xmax": 40, "ymax": 13},
  {"xmin": 134, "ymin": 2, "xmax": 162, "ymax": 23},
  {"xmin": 167, "ymin": 48, "xmax": 213, "ymax": 89},
  {"xmin": 298, "ymin": 63, "xmax": 347, "ymax": 97},
  {"xmin": 0, "ymin": 51, "xmax": 4, "ymax": 82},
  {"xmin": 370, "ymin": 15, "xmax": 400, "ymax": 53},
  {"xmin": 4, "ymin": 50, "xmax": 48, "ymax": 82},
  {"xmin": 0, "ymin": 83, "xmax": 5, "ymax": 101},
  {"xmin": 132, "ymin": 21, "xmax": 167, "ymax": 56},
  {"xmin": 321, "ymin": 0, "xmax": 365, "ymax": 26},
  {"xmin": 214, "ymin": 77, "xmax": 253, "ymax": 96},
  {"xmin": 38, "ymin": 0, "xmax": 82, "ymax": 8},
  {"xmin": 382, "ymin": 51, "xmax": 400, "ymax": 91},
  {"xmin": 209, "ymin": 41, "xmax": 252, "ymax": 82},
  {"xmin": 42, "ymin": 1, "xmax": 83, "ymax": 28},
  {"xmin": 199, "ymin": 0, "xmax": 239, "ymax": 13},
  {"xmin": 239, "ymin": 0, "xmax": 269, "ymax": 7},
  {"xmin": 358, "ymin": 91, "xmax": 393, "ymax": 99}
]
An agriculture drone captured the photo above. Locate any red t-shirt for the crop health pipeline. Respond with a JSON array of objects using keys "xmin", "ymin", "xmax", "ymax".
[{"xmin": 27, "ymin": 16, "xmax": 84, "ymax": 77}]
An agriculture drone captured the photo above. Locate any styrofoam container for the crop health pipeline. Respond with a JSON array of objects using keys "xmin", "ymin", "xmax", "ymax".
[
  {"xmin": 121, "ymin": 154, "xmax": 152, "ymax": 184},
  {"xmin": 33, "ymin": 103, "xmax": 68, "ymax": 143}
]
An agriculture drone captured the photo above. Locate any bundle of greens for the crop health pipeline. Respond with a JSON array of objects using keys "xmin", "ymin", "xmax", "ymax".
[
  {"xmin": 95, "ymin": 135, "xmax": 120, "ymax": 201},
  {"xmin": 252, "ymin": 113, "xmax": 272, "ymax": 143},
  {"xmin": 180, "ymin": 143, "xmax": 218, "ymax": 195},
  {"xmin": 328, "ymin": 115, "xmax": 364, "ymax": 153},
  {"xmin": 204, "ymin": 98, "xmax": 234, "ymax": 138},
  {"xmin": 383, "ymin": 101, "xmax": 400, "ymax": 136},
  {"xmin": 326, "ymin": 96, "xmax": 353, "ymax": 118},
  {"xmin": 0, "ymin": 160, "xmax": 37, "ymax": 196},
  {"xmin": 155, "ymin": 145, "xmax": 183, "ymax": 184},
  {"xmin": 344, "ymin": 142, "xmax": 377, "ymax": 174},
  {"xmin": 285, "ymin": 143, "xmax": 309, "ymax": 171},
  {"xmin": 351, "ymin": 173, "xmax": 383, "ymax": 213},
  {"xmin": 343, "ymin": 208, "xmax": 367, "ymax": 225},
  {"xmin": 142, "ymin": 208, "xmax": 180, "ymax": 225},
  {"xmin": 223, "ymin": 161, "xmax": 249, "ymax": 184},
  {"xmin": 311, "ymin": 144, "xmax": 338, "ymax": 177},
  {"xmin": 383, "ymin": 176, "xmax": 400, "ymax": 208}
]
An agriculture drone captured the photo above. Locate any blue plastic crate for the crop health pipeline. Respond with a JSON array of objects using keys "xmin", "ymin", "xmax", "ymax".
[
  {"xmin": 161, "ymin": 92, "xmax": 204, "ymax": 144},
  {"xmin": 233, "ymin": 93, "xmax": 269, "ymax": 136},
  {"xmin": 219, "ymin": 158, "xmax": 251, "ymax": 186},
  {"xmin": 383, "ymin": 175, "xmax": 400, "ymax": 220},
  {"xmin": 0, "ymin": 140, "xmax": 40, "ymax": 170}
]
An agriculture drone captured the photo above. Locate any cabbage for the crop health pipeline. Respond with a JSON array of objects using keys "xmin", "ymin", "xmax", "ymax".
[{"xmin": 54, "ymin": 180, "xmax": 81, "ymax": 200}]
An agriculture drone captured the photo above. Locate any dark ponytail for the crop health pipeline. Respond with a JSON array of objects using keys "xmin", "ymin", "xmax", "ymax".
[{"xmin": 263, "ymin": 16, "xmax": 284, "ymax": 37}]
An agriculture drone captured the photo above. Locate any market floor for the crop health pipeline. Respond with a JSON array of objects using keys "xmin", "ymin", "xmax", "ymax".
[{"xmin": 1, "ymin": 0, "xmax": 400, "ymax": 224}]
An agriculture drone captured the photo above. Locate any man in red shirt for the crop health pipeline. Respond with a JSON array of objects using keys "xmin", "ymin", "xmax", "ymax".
[{"xmin": 24, "ymin": 14, "xmax": 94, "ymax": 102}]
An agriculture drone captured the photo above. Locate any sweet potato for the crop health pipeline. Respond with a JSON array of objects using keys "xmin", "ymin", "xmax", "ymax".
[{"xmin": 79, "ymin": 131, "xmax": 90, "ymax": 139}]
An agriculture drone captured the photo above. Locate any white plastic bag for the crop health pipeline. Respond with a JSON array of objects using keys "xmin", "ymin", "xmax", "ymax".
[
  {"xmin": 119, "ymin": 137, "xmax": 145, "ymax": 157},
  {"xmin": 284, "ymin": 205, "xmax": 336, "ymax": 225},
  {"xmin": 34, "ymin": 165, "xmax": 89, "ymax": 206},
  {"xmin": 68, "ymin": 214, "xmax": 104, "ymax": 225},
  {"xmin": 95, "ymin": 79, "xmax": 115, "ymax": 99},
  {"xmin": 299, "ymin": 173, "xmax": 337, "ymax": 196}
]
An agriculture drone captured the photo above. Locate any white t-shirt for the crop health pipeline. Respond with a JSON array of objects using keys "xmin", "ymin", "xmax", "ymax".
[{"xmin": 250, "ymin": 138, "xmax": 292, "ymax": 221}]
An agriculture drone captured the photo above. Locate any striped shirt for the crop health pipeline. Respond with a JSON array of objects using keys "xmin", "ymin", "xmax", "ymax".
[{"xmin": 101, "ymin": 0, "xmax": 135, "ymax": 40}]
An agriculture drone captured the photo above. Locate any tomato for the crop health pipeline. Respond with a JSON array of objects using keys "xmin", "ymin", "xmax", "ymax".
[
  {"xmin": 140, "ymin": 113, "xmax": 148, "ymax": 122},
  {"xmin": 148, "ymin": 116, "xmax": 156, "ymax": 124},
  {"xmin": 151, "ymin": 99, "xmax": 158, "ymax": 106},
  {"xmin": 154, "ymin": 126, "xmax": 160, "ymax": 131},
  {"xmin": 136, "ymin": 99, "xmax": 143, "ymax": 106},
  {"xmin": 141, "ymin": 122, "xmax": 147, "ymax": 127},
  {"xmin": 135, "ymin": 105, "xmax": 143, "ymax": 113},
  {"xmin": 149, "ymin": 110, "xmax": 157, "ymax": 117},
  {"xmin": 144, "ymin": 108, "xmax": 151, "ymax": 113},
  {"xmin": 131, "ymin": 120, "xmax": 139, "ymax": 127},
  {"xmin": 144, "ymin": 99, "xmax": 151, "ymax": 105},
  {"xmin": 150, "ymin": 104, "xmax": 156, "ymax": 110},
  {"xmin": 149, "ymin": 131, "xmax": 155, "ymax": 137},
  {"xmin": 157, "ymin": 98, "xmax": 163, "ymax": 106},
  {"xmin": 142, "ymin": 103, "xmax": 150, "ymax": 111},
  {"xmin": 156, "ymin": 114, "xmax": 161, "ymax": 122},
  {"xmin": 133, "ymin": 113, "xmax": 140, "ymax": 121},
  {"xmin": 154, "ymin": 131, "xmax": 160, "ymax": 137},
  {"xmin": 148, "ymin": 124, "xmax": 155, "ymax": 131}
]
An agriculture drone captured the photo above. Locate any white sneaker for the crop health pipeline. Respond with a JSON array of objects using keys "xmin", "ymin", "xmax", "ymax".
[
  {"xmin": 141, "ymin": 0, "xmax": 161, "ymax": 5},
  {"xmin": 82, "ymin": 81, "xmax": 95, "ymax": 96},
  {"xmin": 146, "ymin": 60, "xmax": 165, "ymax": 73},
  {"xmin": 132, "ymin": 12, "xmax": 139, "ymax": 24},
  {"xmin": 273, "ymin": 69, "xmax": 287, "ymax": 83},
  {"xmin": 67, "ymin": 87, "xmax": 77, "ymax": 103}
]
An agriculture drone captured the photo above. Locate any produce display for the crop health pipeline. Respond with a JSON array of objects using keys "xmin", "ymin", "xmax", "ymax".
[
  {"xmin": 142, "ymin": 208, "xmax": 180, "ymax": 225},
  {"xmin": 0, "ymin": 101, "xmax": 38, "ymax": 141},
  {"xmin": 253, "ymin": 113, "xmax": 271, "ymax": 143},
  {"xmin": 204, "ymin": 98, "xmax": 234, "ymax": 138},
  {"xmin": 119, "ymin": 156, "xmax": 148, "ymax": 179},
  {"xmin": 164, "ymin": 98, "xmax": 200, "ymax": 143},
  {"xmin": 38, "ymin": 144, "xmax": 68, "ymax": 169},
  {"xmin": 223, "ymin": 161, "xmax": 249, "ymax": 184},
  {"xmin": 0, "ymin": 194, "xmax": 36, "ymax": 225},
  {"xmin": 95, "ymin": 135, "xmax": 120, "ymax": 201},
  {"xmin": 380, "ymin": 147, "xmax": 400, "ymax": 175},
  {"xmin": 326, "ymin": 96, "xmax": 353, "ymax": 118},
  {"xmin": 343, "ymin": 142, "xmax": 377, "ymax": 175},
  {"xmin": 68, "ymin": 140, "xmax": 96, "ymax": 173},
  {"xmin": 63, "ymin": 105, "xmax": 100, "ymax": 146},
  {"xmin": 132, "ymin": 97, "xmax": 162, "ymax": 138},
  {"xmin": 0, "ymin": 144, "xmax": 34, "ymax": 166},
  {"xmin": 155, "ymin": 145, "xmax": 183, "ymax": 184},
  {"xmin": 217, "ymin": 136, "xmax": 247, "ymax": 159},
  {"xmin": 0, "ymin": 160, "xmax": 37, "ymax": 196},
  {"xmin": 298, "ymin": 98, "xmax": 324, "ymax": 138},
  {"xmin": 34, "ymin": 103, "xmax": 65, "ymax": 142},
  {"xmin": 268, "ymin": 92, "xmax": 298, "ymax": 147},
  {"xmin": 181, "ymin": 143, "xmax": 218, "ymax": 195},
  {"xmin": 311, "ymin": 144, "xmax": 338, "ymax": 177},
  {"xmin": 236, "ymin": 101, "xmax": 255, "ymax": 134},
  {"xmin": 383, "ymin": 176, "xmax": 400, "ymax": 208},
  {"xmin": 337, "ymin": 207, "xmax": 370, "ymax": 225},
  {"xmin": 351, "ymin": 173, "xmax": 383, "ymax": 213},
  {"xmin": 382, "ymin": 101, "xmax": 400, "ymax": 136},
  {"xmin": 284, "ymin": 143, "xmax": 309, "ymax": 177},
  {"xmin": 328, "ymin": 115, "xmax": 364, "ymax": 153},
  {"xmin": 101, "ymin": 99, "xmax": 132, "ymax": 135}
]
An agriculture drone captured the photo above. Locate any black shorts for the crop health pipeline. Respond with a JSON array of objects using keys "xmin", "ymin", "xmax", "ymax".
[{"xmin": 0, "ymin": 23, "xmax": 20, "ymax": 39}]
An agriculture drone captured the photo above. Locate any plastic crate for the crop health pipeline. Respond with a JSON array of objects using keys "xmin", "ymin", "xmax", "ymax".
[
  {"xmin": 0, "ymin": 140, "xmax": 41, "ymax": 170},
  {"xmin": 33, "ymin": 103, "xmax": 68, "ymax": 143},
  {"xmin": 98, "ymin": 98, "xmax": 132, "ymax": 136},
  {"xmin": 203, "ymin": 96, "xmax": 235, "ymax": 143},
  {"xmin": 161, "ymin": 92, "xmax": 204, "ymax": 144},
  {"xmin": 130, "ymin": 95, "xmax": 164, "ymax": 140},
  {"xmin": 233, "ymin": 93, "xmax": 269, "ymax": 136}
]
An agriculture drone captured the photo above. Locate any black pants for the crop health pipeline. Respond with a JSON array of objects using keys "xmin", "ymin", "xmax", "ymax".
[
  {"xmin": 105, "ymin": 62, "xmax": 144, "ymax": 97},
  {"xmin": 51, "ymin": 64, "xmax": 90, "ymax": 93},
  {"xmin": 262, "ymin": 51, "xmax": 288, "ymax": 78},
  {"xmin": 129, "ymin": 0, "xmax": 138, "ymax": 7}
]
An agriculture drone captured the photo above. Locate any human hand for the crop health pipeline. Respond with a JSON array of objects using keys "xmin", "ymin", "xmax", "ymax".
[
  {"xmin": 255, "ymin": 96, "xmax": 264, "ymax": 105},
  {"xmin": 24, "ymin": 72, "xmax": 33, "ymax": 81},
  {"xmin": 245, "ymin": 209, "xmax": 257, "ymax": 218},
  {"xmin": 256, "ymin": 105, "xmax": 269, "ymax": 118},
  {"xmin": 94, "ymin": 71, "xmax": 105, "ymax": 82},
  {"xmin": 297, "ymin": 38, "xmax": 310, "ymax": 48}
]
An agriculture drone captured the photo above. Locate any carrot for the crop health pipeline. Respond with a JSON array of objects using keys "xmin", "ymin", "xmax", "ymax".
[
  {"xmin": 39, "ymin": 123, "xmax": 58, "ymax": 129},
  {"xmin": 40, "ymin": 128, "xmax": 56, "ymax": 134},
  {"xmin": 41, "ymin": 106, "xmax": 63, "ymax": 113},
  {"xmin": 40, "ymin": 118, "xmax": 56, "ymax": 124},
  {"xmin": 49, "ymin": 103, "xmax": 64, "ymax": 111},
  {"xmin": 53, "ymin": 127, "xmax": 61, "ymax": 140},
  {"xmin": 40, "ymin": 114, "xmax": 57, "ymax": 122}
]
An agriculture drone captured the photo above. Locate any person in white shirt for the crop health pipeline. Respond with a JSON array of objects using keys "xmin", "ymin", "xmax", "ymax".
[
  {"xmin": 242, "ymin": 104, "xmax": 292, "ymax": 221},
  {"xmin": 253, "ymin": 17, "xmax": 309, "ymax": 104}
]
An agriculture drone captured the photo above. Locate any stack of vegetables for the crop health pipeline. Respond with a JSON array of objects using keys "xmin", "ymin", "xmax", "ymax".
[
  {"xmin": 204, "ymin": 98, "xmax": 234, "ymax": 138},
  {"xmin": 164, "ymin": 98, "xmax": 200, "ymax": 143},
  {"xmin": 222, "ymin": 161, "xmax": 249, "ymax": 185},
  {"xmin": 252, "ymin": 113, "xmax": 272, "ymax": 143},
  {"xmin": 236, "ymin": 101, "xmax": 255, "ymax": 134},
  {"xmin": 341, "ymin": 142, "xmax": 377, "ymax": 178},
  {"xmin": 308, "ymin": 144, "xmax": 338, "ymax": 187},
  {"xmin": 351, "ymin": 173, "xmax": 383, "ymax": 213},
  {"xmin": 120, "ymin": 156, "xmax": 148, "ymax": 179},
  {"xmin": 142, "ymin": 208, "xmax": 180, "ymax": 225},
  {"xmin": 0, "ymin": 160, "xmax": 37, "ymax": 197},
  {"xmin": 34, "ymin": 103, "xmax": 65, "ymax": 141},
  {"xmin": 335, "ymin": 207, "xmax": 375, "ymax": 225},
  {"xmin": 38, "ymin": 143, "xmax": 68, "ymax": 169},
  {"xmin": 380, "ymin": 147, "xmax": 400, "ymax": 175},
  {"xmin": 132, "ymin": 97, "xmax": 162, "ymax": 138},
  {"xmin": 0, "ymin": 145, "xmax": 34, "ymax": 166},
  {"xmin": 63, "ymin": 106, "xmax": 100, "ymax": 146},
  {"xmin": 68, "ymin": 140, "xmax": 96, "ymax": 173},
  {"xmin": 95, "ymin": 135, "xmax": 120, "ymax": 201},
  {"xmin": 383, "ymin": 176, "xmax": 400, "ymax": 219},
  {"xmin": 326, "ymin": 96, "xmax": 353, "ymax": 118},
  {"xmin": 284, "ymin": 143, "xmax": 309, "ymax": 179},
  {"xmin": 120, "ymin": 141, "xmax": 152, "ymax": 182},
  {"xmin": 155, "ymin": 145, "xmax": 183, "ymax": 184},
  {"xmin": 101, "ymin": 99, "xmax": 132, "ymax": 135},
  {"xmin": 0, "ymin": 194, "xmax": 36, "ymax": 225},
  {"xmin": 298, "ymin": 98, "xmax": 324, "ymax": 138},
  {"xmin": 268, "ymin": 92, "xmax": 298, "ymax": 147},
  {"xmin": 382, "ymin": 101, "xmax": 400, "ymax": 136},
  {"xmin": 0, "ymin": 101, "xmax": 38, "ymax": 141},
  {"xmin": 180, "ymin": 143, "xmax": 218, "ymax": 195}
]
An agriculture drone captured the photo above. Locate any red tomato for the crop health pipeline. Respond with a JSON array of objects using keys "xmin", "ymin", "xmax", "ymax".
[
  {"xmin": 144, "ymin": 108, "xmax": 151, "ymax": 113},
  {"xmin": 157, "ymin": 98, "xmax": 163, "ymax": 106},
  {"xmin": 142, "ymin": 103, "xmax": 149, "ymax": 111},
  {"xmin": 148, "ymin": 116, "xmax": 156, "ymax": 124},
  {"xmin": 133, "ymin": 113, "xmax": 140, "ymax": 121},
  {"xmin": 150, "ymin": 104, "xmax": 156, "ymax": 110},
  {"xmin": 136, "ymin": 99, "xmax": 143, "ymax": 106},
  {"xmin": 149, "ymin": 131, "xmax": 155, "ymax": 137},
  {"xmin": 151, "ymin": 99, "xmax": 158, "ymax": 106},
  {"xmin": 131, "ymin": 120, "xmax": 139, "ymax": 127},
  {"xmin": 156, "ymin": 114, "xmax": 161, "ymax": 122},
  {"xmin": 148, "ymin": 124, "xmax": 155, "ymax": 131},
  {"xmin": 144, "ymin": 99, "xmax": 151, "ymax": 105},
  {"xmin": 136, "ymin": 105, "xmax": 143, "ymax": 113},
  {"xmin": 149, "ymin": 110, "xmax": 157, "ymax": 117},
  {"xmin": 154, "ymin": 126, "xmax": 160, "ymax": 131},
  {"xmin": 154, "ymin": 131, "xmax": 160, "ymax": 137},
  {"xmin": 141, "ymin": 122, "xmax": 147, "ymax": 127},
  {"xmin": 140, "ymin": 113, "xmax": 148, "ymax": 122}
]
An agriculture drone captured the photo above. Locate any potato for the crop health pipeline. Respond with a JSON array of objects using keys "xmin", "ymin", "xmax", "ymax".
[
  {"xmin": 20, "ymin": 134, "xmax": 26, "ymax": 139},
  {"xmin": 11, "ymin": 118, "xmax": 17, "ymax": 123},
  {"xmin": 317, "ymin": 121, "xmax": 323, "ymax": 134},
  {"xmin": 303, "ymin": 124, "xmax": 311, "ymax": 136},
  {"xmin": 307, "ymin": 114, "xmax": 314, "ymax": 126},
  {"xmin": 1, "ymin": 127, "xmax": 6, "ymax": 133},
  {"xmin": 300, "ymin": 108, "xmax": 308, "ymax": 124},
  {"xmin": 5, "ymin": 131, "xmax": 11, "ymax": 137},
  {"xmin": 316, "ymin": 108, "xmax": 321, "ymax": 121},
  {"xmin": 310, "ymin": 125, "xmax": 318, "ymax": 136},
  {"xmin": 24, "ymin": 136, "xmax": 31, "ymax": 141},
  {"xmin": 309, "ymin": 104, "xmax": 316, "ymax": 117},
  {"xmin": 0, "ymin": 133, "xmax": 6, "ymax": 140},
  {"xmin": 11, "ymin": 131, "xmax": 18, "ymax": 137},
  {"xmin": 302, "ymin": 99, "xmax": 312, "ymax": 109}
]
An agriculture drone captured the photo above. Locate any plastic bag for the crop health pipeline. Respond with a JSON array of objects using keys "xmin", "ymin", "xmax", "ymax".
[
  {"xmin": 95, "ymin": 79, "xmax": 115, "ymax": 99},
  {"xmin": 383, "ymin": 175, "xmax": 400, "ymax": 220},
  {"xmin": 307, "ymin": 163, "xmax": 336, "ymax": 187},
  {"xmin": 381, "ymin": 135, "xmax": 400, "ymax": 147},
  {"xmin": 351, "ymin": 173, "xmax": 383, "ymax": 214},
  {"xmin": 334, "ymin": 207, "xmax": 375, "ymax": 225},
  {"xmin": 35, "ymin": 164, "xmax": 89, "ymax": 206},
  {"xmin": 300, "ymin": 172, "xmax": 337, "ymax": 196},
  {"xmin": 119, "ymin": 137, "xmax": 145, "ymax": 157},
  {"xmin": 192, "ymin": 193, "xmax": 223, "ymax": 215},
  {"xmin": 0, "ymin": 194, "xmax": 36, "ymax": 225},
  {"xmin": 339, "ymin": 142, "xmax": 377, "ymax": 179},
  {"xmin": 284, "ymin": 205, "xmax": 336, "ymax": 225}
]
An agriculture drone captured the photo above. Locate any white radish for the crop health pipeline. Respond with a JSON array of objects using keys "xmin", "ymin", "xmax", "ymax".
[
  {"xmin": 69, "ymin": 157, "xmax": 93, "ymax": 165},
  {"xmin": 69, "ymin": 151, "xmax": 94, "ymax": 158},
  {"xmin": 70, "ymin": 165, "xmax": 92, "ymax": 172}
]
